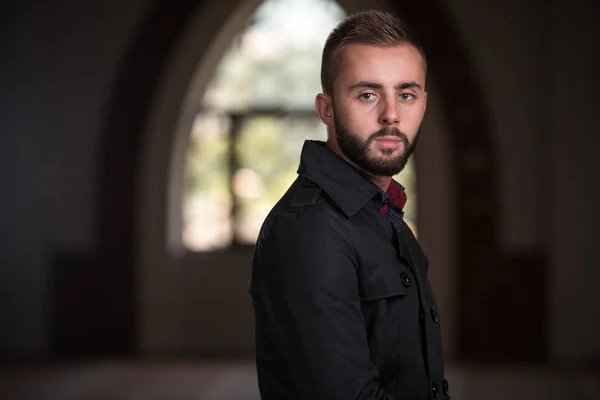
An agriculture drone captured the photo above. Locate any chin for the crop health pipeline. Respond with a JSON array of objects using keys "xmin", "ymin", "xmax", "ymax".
[{"xmin": 373, "ymin": 148, "xmax": 403, "ymax": 158}]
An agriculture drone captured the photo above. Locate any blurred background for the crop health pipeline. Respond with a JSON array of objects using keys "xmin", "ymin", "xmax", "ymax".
[{"xmin": 1, "ymin": 0, "xmax": 599, "ymax": 398}]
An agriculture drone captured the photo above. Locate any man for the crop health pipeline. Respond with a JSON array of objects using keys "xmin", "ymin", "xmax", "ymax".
[{"xmin": 249, "ymin": 10, "xmax": 450, "ymax": 400}]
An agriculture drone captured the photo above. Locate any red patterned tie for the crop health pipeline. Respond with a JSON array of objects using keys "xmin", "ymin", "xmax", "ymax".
[{"xmin": 379, "ymin": 181, "xmax": 407, "ymax": 231}]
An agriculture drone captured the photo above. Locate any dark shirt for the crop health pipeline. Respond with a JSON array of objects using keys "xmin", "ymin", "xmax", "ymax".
[{"xmin": 249, "ymin": 140, "xmax": 450, "ymax": 400}]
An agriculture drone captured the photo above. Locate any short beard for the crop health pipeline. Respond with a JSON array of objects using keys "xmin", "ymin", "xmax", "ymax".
[{"xmin": 334, "ymin": 114, "xmax": 419, "ymax": 177}]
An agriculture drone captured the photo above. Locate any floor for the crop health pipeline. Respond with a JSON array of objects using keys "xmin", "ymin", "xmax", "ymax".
[{"xmin": 0, "ymin": 359, "xmax": 598, "ymax": 399}]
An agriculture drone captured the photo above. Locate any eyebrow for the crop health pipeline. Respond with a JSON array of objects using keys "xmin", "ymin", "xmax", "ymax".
[{"xmin": 348, "ymin": 81, "xmax": 423, "ymax": 91}]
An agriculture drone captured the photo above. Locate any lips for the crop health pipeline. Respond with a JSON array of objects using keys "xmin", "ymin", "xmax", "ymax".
[
  {"xmin": 375, "ymin": 136, "xmax": 401, "ymax": 142},
  {"xmin": 374, "ymin": 136, "xmax": 403, "ymax": 147}
]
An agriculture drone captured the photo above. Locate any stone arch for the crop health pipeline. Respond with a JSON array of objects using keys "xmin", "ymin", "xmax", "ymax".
[{"xmin": 96, "ymin": 0, "xmax": 497, "ymax": 358}]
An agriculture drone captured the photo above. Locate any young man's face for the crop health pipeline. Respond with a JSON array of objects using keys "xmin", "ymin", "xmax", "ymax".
[{"xmin": 317, "ymin": 43, "xmax": 427, "ymax": 177}]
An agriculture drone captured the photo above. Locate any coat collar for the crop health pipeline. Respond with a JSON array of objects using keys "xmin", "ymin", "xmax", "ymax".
[{"xmin": 297, "ymin": 140, "xmax": 387, "ymax": 217}]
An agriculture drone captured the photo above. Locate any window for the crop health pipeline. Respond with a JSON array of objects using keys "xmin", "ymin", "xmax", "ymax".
[{"xmin": 182, "ymin": 0, "xmax": 418, "ymax": 252}]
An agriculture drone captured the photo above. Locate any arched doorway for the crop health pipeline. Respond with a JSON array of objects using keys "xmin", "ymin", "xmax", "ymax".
[
  {"xmin": 177, "ymin": 0, "xmax": 420, "ymax": 254},
  {"xmin": 97, "ymin": 0, "xmax": 499, "ymax": 360}
]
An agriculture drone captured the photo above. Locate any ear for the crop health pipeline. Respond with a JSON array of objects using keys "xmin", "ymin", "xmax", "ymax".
[
  {"xmin": 315, "ymin": 93, "xmax": 334, "ymax": 127},
  {"xmin": 421, "ymin": 90, "xmax": 428, "ymax": 119}
]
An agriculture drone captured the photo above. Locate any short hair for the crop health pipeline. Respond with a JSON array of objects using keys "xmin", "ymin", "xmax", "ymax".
[{"xmin": 320, "ymin": 10, "xmax": 427, "ymax": 95}]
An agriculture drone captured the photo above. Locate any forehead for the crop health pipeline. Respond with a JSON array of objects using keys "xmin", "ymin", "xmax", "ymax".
[{"xmin": 334, "ymin": 43, "xmax": 426, "ymax": 88}]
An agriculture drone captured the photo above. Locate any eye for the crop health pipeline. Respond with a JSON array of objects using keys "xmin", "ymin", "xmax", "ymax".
[
  {"xmin": 359, "ymin": 93, "xmax": 376, "ymax": 101},
  {"xmin": 400, "ymin": 93, "xmax": 415, "ymax": 101}
]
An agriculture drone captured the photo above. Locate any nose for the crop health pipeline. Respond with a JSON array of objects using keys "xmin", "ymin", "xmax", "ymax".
[{"xmin": 378, "ymin": 96, "xmax": 399, "ymax": 126}]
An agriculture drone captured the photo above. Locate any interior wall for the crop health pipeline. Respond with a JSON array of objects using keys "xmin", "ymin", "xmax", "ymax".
[
  {"xmin": 445, "ymin": 0, "xmax": 600, "ymax": 362},
  {"xmin": 442, "ymin": 0, "xmax": 550, "ymax": 361},
  {"xmin": 445, "ymin": 0, "xmax": 545, "ymax": 253},
  {"xmin": 138, "ymin": 0, "xmax": 264, "ymax": 355},
  {"xmin": 416, "ymin": 78, "xmax": 457, "ymax": 360},
  {"xmin": 548, "ymin": 0, "xmax": 600, "ymax": 362},
  {"xmin": 1, "ymin": 0, "xmax": 153, "ymax": 358}
]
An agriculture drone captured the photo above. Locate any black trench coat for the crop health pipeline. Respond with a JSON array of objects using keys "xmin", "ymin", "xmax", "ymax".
[{"xmin": 249, "ymin": 140, "xmax": 450, "ymax": 400}]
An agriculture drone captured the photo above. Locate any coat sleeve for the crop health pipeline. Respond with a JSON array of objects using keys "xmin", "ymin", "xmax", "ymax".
[{"xmin": 255, "ymin": 207, "xmax": 396, "ymax": 400}]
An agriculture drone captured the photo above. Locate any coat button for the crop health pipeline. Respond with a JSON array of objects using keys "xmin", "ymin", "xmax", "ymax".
[
  {"xmin": 443, "ymin": 379, "xmax": 450, "ymax": 396},
  {"xmin": 432, "ymin": 381, "xmax": 440, "ymax": 397},
  {"xmin": 400, "ymin": 272, "xmax": 411, "ymax": 288},
  {"xmin": 431, "ymin": 306, "xmax": 439, "ymax": 323}
]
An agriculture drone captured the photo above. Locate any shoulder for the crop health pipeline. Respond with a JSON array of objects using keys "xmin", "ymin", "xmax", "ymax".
[
  {"xmin": 251, "ymin": 178, "xmax": 359, "ymax": 294},
  {"xmin": 258, "ymin": 177, "xmax": 351, "ymax": 251}
]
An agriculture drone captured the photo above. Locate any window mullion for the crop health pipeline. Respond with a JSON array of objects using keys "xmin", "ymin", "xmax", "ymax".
[{"xmin": 228, "ymin": 112, "xmax": 243, "ymax": 246}]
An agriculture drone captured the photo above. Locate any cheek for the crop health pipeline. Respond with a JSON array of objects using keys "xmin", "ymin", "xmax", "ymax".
[
  {"xmin": 347, "ymin": 117, "xmax": 377, "ymax": 138},
  {"xmin": 343, "ymin": 104, "xmax": 379, "ymax": 132},
  {"xmin": 399, "ymin": 106, "xmax": 425, "ymax": 133}
]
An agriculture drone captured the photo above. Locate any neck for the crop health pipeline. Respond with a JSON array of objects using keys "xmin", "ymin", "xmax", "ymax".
[{"xmin": 326, "ymin": 138, "xmax": 392, "ymax": 192}]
